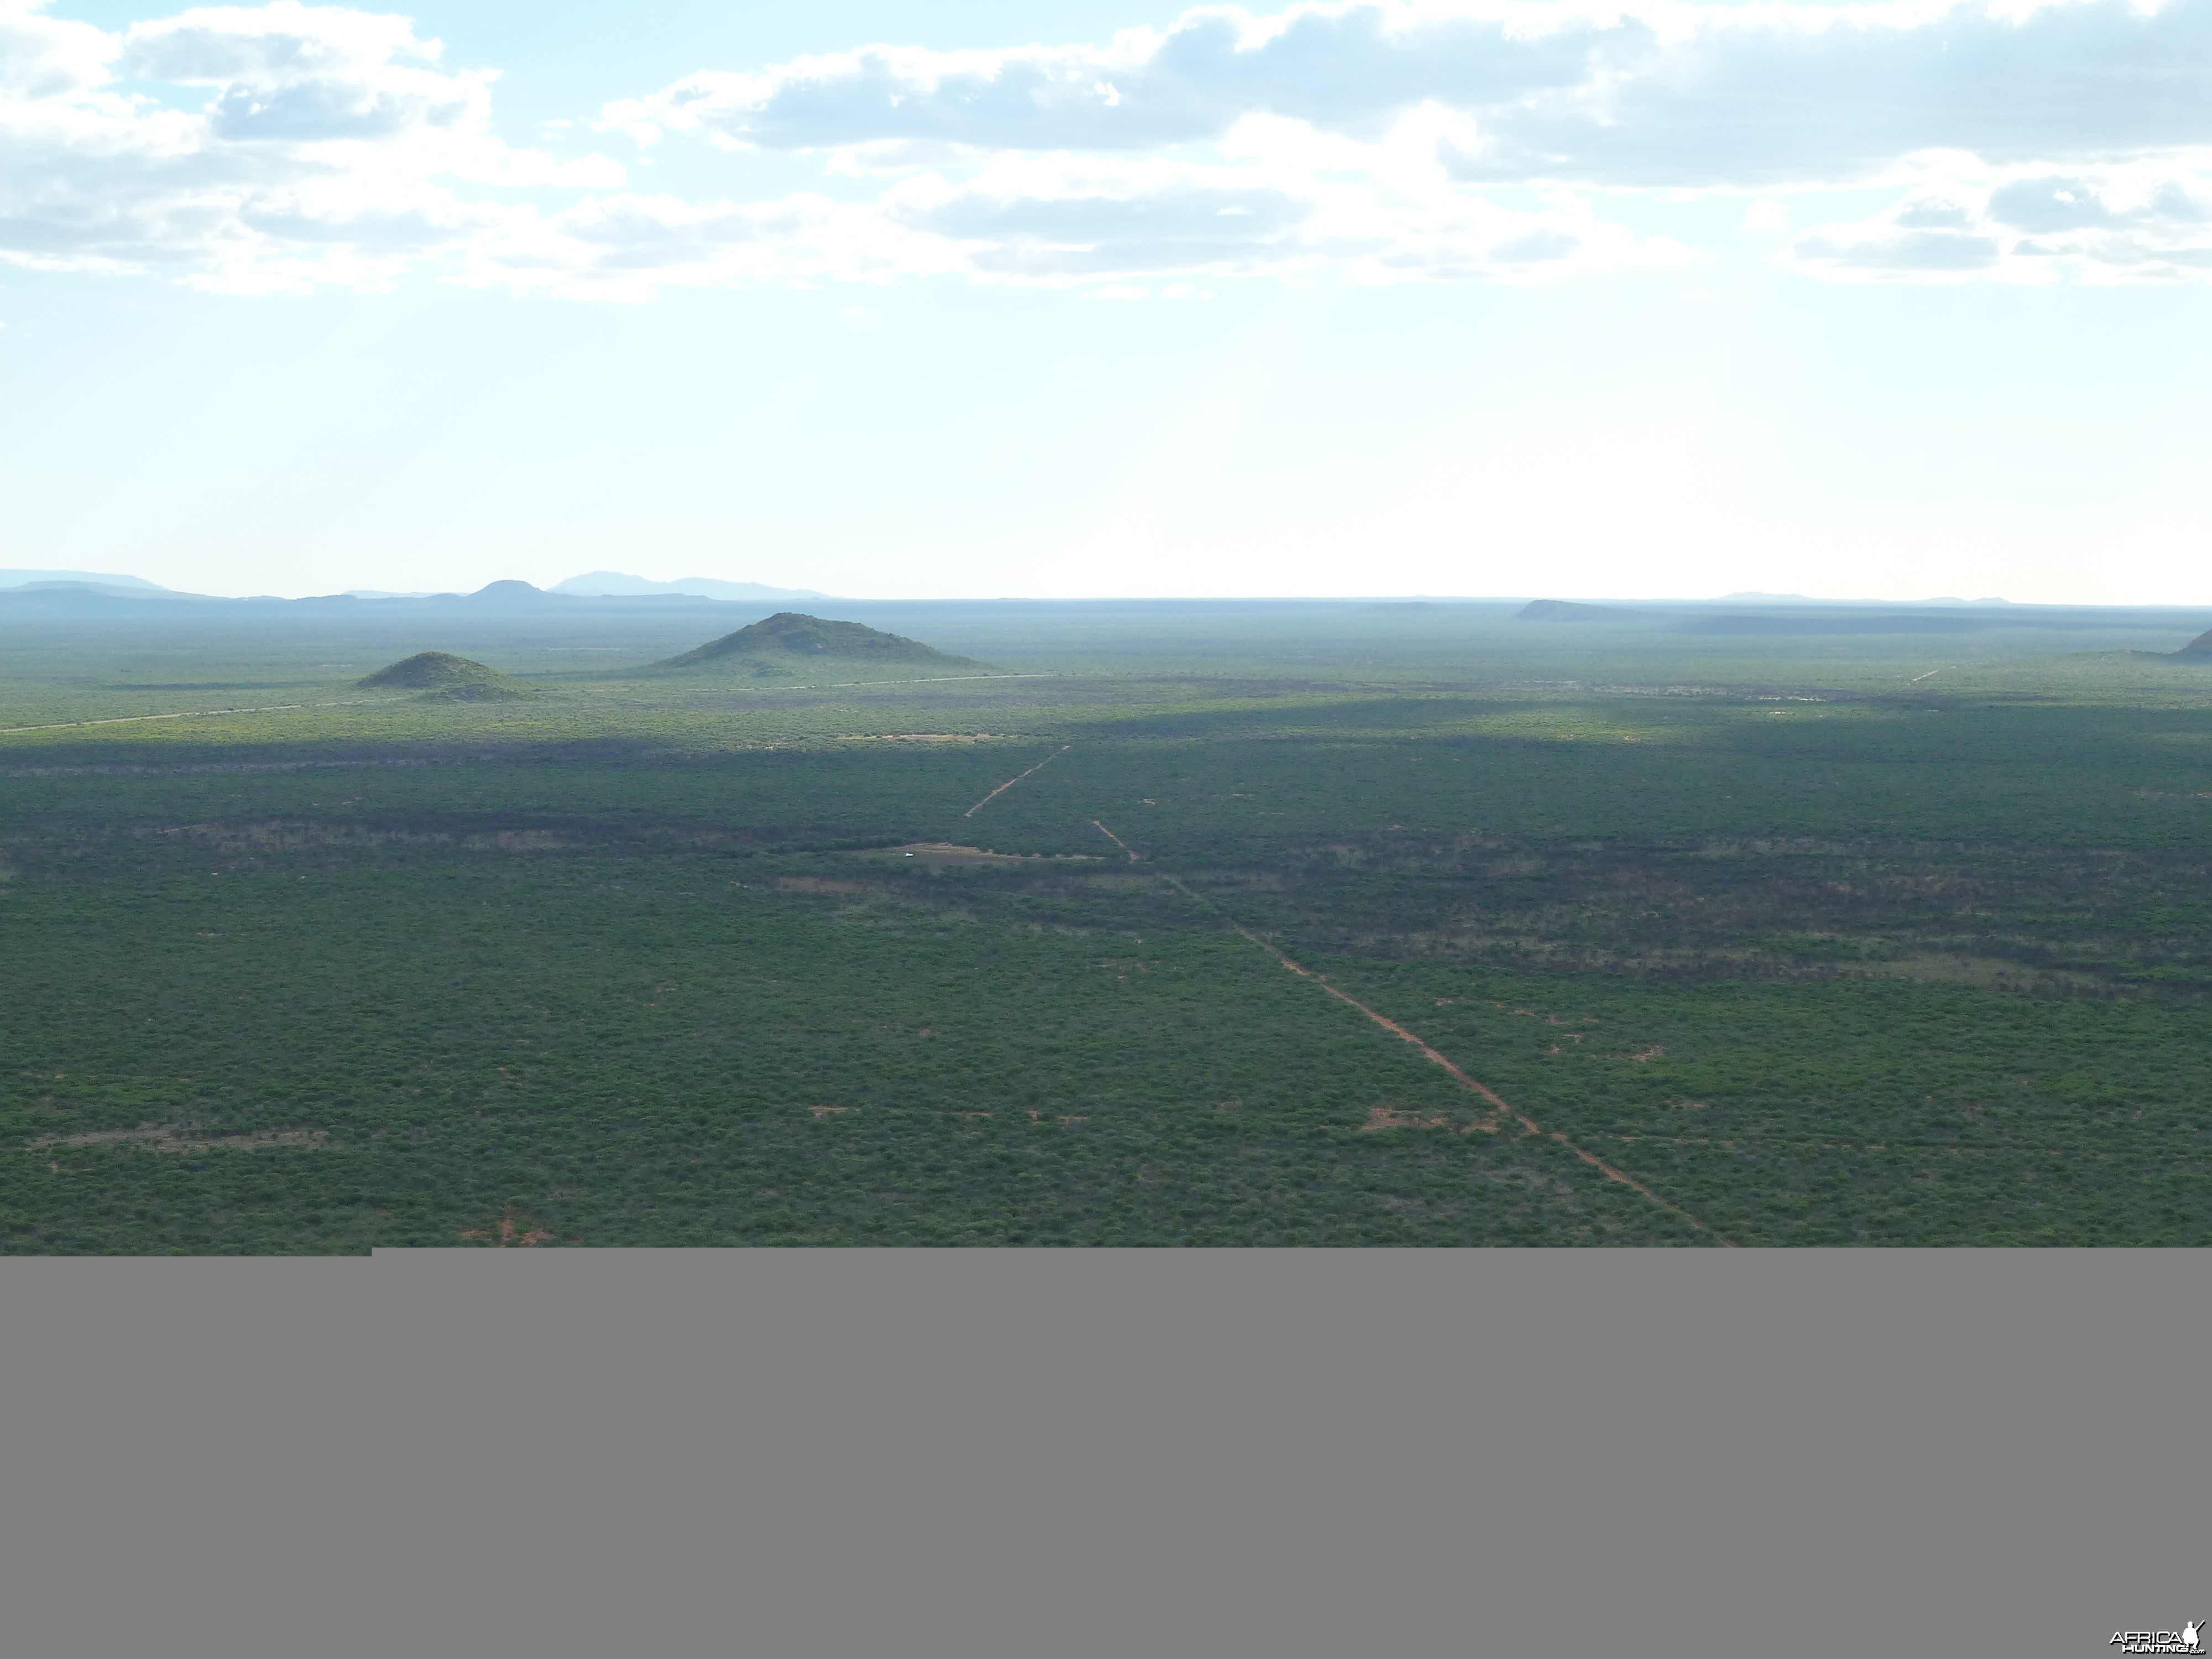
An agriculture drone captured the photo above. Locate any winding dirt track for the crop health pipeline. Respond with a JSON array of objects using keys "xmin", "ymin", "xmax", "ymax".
[
  {"xmin": 964, "ymin": 745, "xmax": 1070, "ymax": 817},
  {"xmin": 1121, "ymin": 852, "xmax": 1734, "ymax": 1246}
]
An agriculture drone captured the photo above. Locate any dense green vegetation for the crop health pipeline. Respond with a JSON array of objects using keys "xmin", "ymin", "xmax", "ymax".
[{"xmin": 4, "ymin": 599, "xmax": 2210, "ymax": 1250}]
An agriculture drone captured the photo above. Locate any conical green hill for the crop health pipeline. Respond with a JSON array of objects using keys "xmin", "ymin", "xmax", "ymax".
[
  {"xmin": 356, "ymin": 652, "xmax": 535, "ymax": 699},
  {"xmin": 651, "ymin": 613, "xmax": 987, "ymax": 677},
  {"xmin": 2176, "ymin": 628, "xmax": 2212, "ymax": 657}
]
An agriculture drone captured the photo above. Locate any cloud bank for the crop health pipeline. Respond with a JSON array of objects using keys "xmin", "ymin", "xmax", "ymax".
[
  {"xmin": 9, "ymin": 0, "xmax": 2212, "ymax": 296},
  {"xmin": 608, "ymin": 0, "xmax": 2212, "ymax": 183}
]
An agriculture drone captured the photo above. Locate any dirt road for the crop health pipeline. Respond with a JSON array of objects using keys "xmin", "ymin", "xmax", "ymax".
[
  {"xmin": 0, "ymin": 699, "xmax": 389, "ymax": 735},
  {"xmin": 1113, "ymin": 848, "xmax": 1734, "ymax": 1246},
  {"xmin": 963, "ymin": 745, "xmax": 1070, "ymax": 817},
  {"xmin": 1092, "ymin": 819, "xmax": 1140, "ymax": 861}
]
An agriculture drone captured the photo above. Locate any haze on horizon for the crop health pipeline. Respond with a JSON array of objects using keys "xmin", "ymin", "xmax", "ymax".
[
  {"xmin": 0, "ymin": 566, "xmax": 2081, "ymax": 611},
  {"xmin": 3, "ymin": 0, "xmax": 2208, "ymax": 606}
]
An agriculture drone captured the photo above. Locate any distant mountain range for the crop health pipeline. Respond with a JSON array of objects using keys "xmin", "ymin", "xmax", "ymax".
[
  {"xmin": 1717, "ymin": 592, "xmax": 2018, "ymax": 607},
  {"xmin": 0, "ymin": 569, "xmax": 828, "ymax": 606},
  {"xmin": 0, "ymin": 575, "xmax": 825, "ymax": 611},
  {"xmin": 0, "ymin": 568, "xmax": 177, "ymax": 593},
  {"xmin": 550, "ymin": 571, "xmax": 830, "ymax": 602},
  {"xmin": 1517, "ymin": 597, "xmax": 2026, "ymax": 635}
]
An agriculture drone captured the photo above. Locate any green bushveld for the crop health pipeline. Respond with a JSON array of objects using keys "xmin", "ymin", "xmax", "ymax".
[
  {"xmin": 4, "ymin": 598, "xmax": 2211, "ymax": 1250},
  {"xmin": 356, "ymin": 651, "xmax": 537, "ymax": 701}
]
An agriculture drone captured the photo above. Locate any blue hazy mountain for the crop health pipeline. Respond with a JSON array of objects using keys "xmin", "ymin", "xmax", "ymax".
[
  {"xmin": 551, "ymin": 571, "xmax": 830, "ymax": 602},
  {"xmin": 0, "ymin": 569, "xmax": 181, "ymax": 593}
]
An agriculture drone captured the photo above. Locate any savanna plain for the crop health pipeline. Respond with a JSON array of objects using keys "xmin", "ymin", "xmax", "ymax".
[{"xmin": 7, "ymin": 596, "xmax": 2212, "ymax": 1251}]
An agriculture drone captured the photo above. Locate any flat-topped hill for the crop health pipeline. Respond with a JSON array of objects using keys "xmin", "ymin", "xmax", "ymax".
[
  {"xmin": 356, "ymin": 652, "xmax": 534, "ymax": 700},
  {"xmin": 651, "ymin": 613, "xmax": 987, "ymax": 679}
]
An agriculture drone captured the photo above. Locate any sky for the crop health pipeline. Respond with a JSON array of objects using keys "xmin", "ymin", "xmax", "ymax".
[{"xmin": 2, "ymin": 0, "xmax": 2210, "ymax": 602}]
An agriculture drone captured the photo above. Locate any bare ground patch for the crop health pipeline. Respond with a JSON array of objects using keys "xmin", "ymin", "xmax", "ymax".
[
  {"xmin": 1843, "ymin": 954, "xmax": 2111, "ymax": 994},
  {"xmin": 776, "ymin": 876, "xmax": 870, "ymax": 895},
  {"xmin": 25, "ymin": 1123, "xmax": 332, "ymax": 1154},
  {"xmin": 150, "ymin": 820, "xmax": 572, "ymax": 853},
  {"xmin": 1361, "ymin": 1106, "xmax": 1457, "ymax": 1131},
  {"xmin": 458, "ymin": 1213, "xmax": 555, "ymax": 1246},
  {"xmin": 852, "ymin": 842, "xmax": 1103, "ymax": 869}
]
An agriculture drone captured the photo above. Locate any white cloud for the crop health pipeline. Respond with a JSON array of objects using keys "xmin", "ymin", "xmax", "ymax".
[
  {"xmin": 458, "ymin": 190, "xmax": 969, "ymax": 301},
  {"xmin": 120, "ymin": 2, "xmax": 435, "ymax": 90},
  {"xmin": 1, "ymin": 1, "xmax": 109, "ymax": 96},
  {"xmin": 11, "ymin": 0, "xmax": 2212, "ymax": 296},
  {"xmin": 598, "ymin": 7, "xmax": 1629, "ymax": 154},
  {"xmin": 0, "ymin": 0, "xmax": 1678, "ymax": 295},
  {"xmin": 0, "ymin": 0, "xmax": 614, "ymax": 291},
  {"xmin": 447, "ymin": 160, "xmax": 1674, "ymax": 300},
  {"xmin": 1791, "ymin": 163, "xmax": 2212, "ymax": 280},
  {"xmin": 1441, "ymin": 0, "xmax": 2212, "ymax": 190},
  {"xmin": 604, "ymin": 0, "xmax": 2212, "ymax": 187},
  {"xmin": 591, "ymin": 0, "xmax": 2212, "ymax": 288}
]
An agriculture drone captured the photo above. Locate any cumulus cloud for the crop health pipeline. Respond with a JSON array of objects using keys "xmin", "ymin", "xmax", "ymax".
[
  {"xmin": 606, "ymin": 0, "xmax": 2212, "ymax": 186},
  {"xmin": 453, "ymin": 156, "xmax": 1673, "ymax": 301},
  {"xmin": 590, "ymin": 0, "xmax": 2212, "ymax": 288},
  {"xmin": 0, "ymin": 0, "xmax": 612, "ymax": 290},
  {"xmin": 599, "ymin": 7, "xmax": 1634, "ymax": 154},
  {"xmin": 12, "ymin": 0, "xmax": 2212, "ymax": 296},
  {"xmin": 1, "ymin": 0, "xmax": 109, "ymax": 96},
  {"xmin": 1442, "ymin": 0, "xmax": 2212, "ymax": 189},
  {"xmin": 1791, "ymin": 164, "xmax": 2212, "ymax": 279},
  {"xmin": 0, "ymin": 0, "xmax": 1682, "ymax": 295}
]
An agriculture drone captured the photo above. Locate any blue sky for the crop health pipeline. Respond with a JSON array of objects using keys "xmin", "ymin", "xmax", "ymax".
[{"xmin": 3, "ymin": 0, "xmax": 2210, "ymax": 601}]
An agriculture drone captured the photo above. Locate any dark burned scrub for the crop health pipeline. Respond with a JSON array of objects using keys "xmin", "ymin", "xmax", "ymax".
[{"xmin": 1198, "ymin": 832, "xmax": 2212, "ymax": 998}]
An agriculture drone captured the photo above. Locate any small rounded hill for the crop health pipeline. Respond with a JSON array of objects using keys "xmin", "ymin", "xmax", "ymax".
[
  {"xmin": 651, "ymin": 612, "xmax": 987, "ymax": 679},
  {"xmin": 356, "ymin": 652, "xmax": 534, "ymax": 700},
  {"xmin": 2176, "ymin": 628, "xmax": 2212, "ymax": 658}
]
